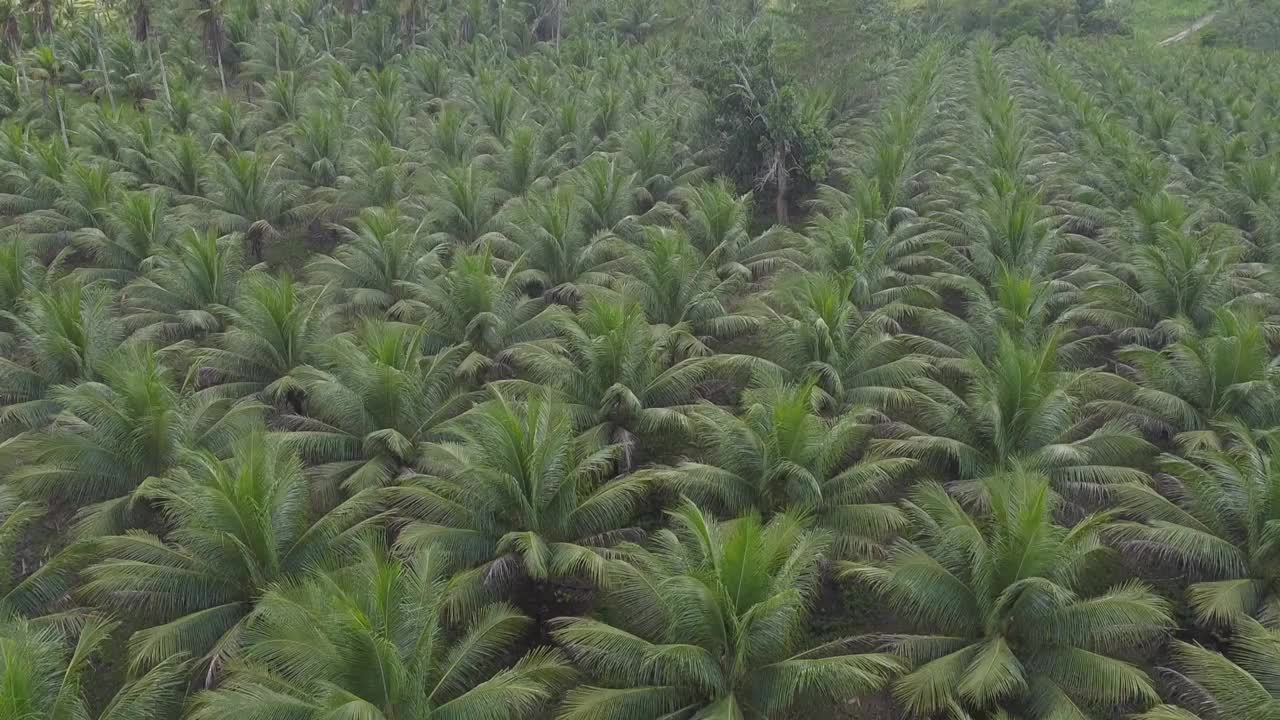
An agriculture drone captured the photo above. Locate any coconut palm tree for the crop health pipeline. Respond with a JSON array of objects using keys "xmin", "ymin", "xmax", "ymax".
[
  {"xmin": 72, "ymin": 189, "xmax": 172, "ymax": 285},
  {"xmin": 646, "ymin": 381, "xmax": 911, "ymax": 557},
  {"xmin": 674, "ymin": 178, "xmax": 800, "ymax": 279},
  {"xmin": 1064, "ymin": 220, "xmax": 1268, "ymax": 347},
  {"xmin": 501, "ymin": 297, "xmax": 768, "ymax": 460},
  {"xmin": 1111, "ymin": 421, "xmax": 1280, "ymax": 628},
  {"xmin": 758, "ymin": 272, "xmax": 932, "ymax": 413},
  {"xmin": 187, "ymin": 542, "xmax": 575, "ymax": 720},
  {"xmin": 306, "ymin": 207, "xmax": 433, "ymax": 318},
  {"xmin": 553, "ymin": 502, "xmax": 902, "ymax": 719},
  {"xmin": 193, "ymin": 149, "xmax": 300, "ymax": 262},
  {"xmin": 422, "ymin": 163, "xmax": 515, "ymax": 252},
  {"xmin": 843, "ymin": 470, "xmax": 1171, "ymax": 719},
  {"xmin": 0, "ymin": 614, "xmax": 188, "ymax": 720},
  {"xmin": 396, "ymin": 394, "xmax": 646, "ymax": 616},
  {"xmin": 800, "ymin": 197, "xmax": 941, "ymax": 310},
  {"xmin": 196, "ymin": 273, "xmax": 327, "ymax": 406},
  {"xmin": 5, "ymin": 346, "xmax": 261, "ymax": 535},
  {"xmin": 82, "ymin": 431, "xmax": 385, "ymax": 678},
  {"xmin": 609, "ymin": 226, "xmax": 758, "ymax": 341},
  {"xmin": 402, "ymin": 247, "xmax": 559, "ymax": 383},
  {"xmin": 1095, "ymin": 309, "xmax": 1280, "ymax": 446},
  {"xmin": 280, "ymin": 320, "xmax": 474, "ymax": 494},
  {"xmin": 1136, "ymin": 617, "xmax": 1280, "ymax": 720},
  {"xmin": 0, "ymin": 280, "xmax": 122, "ymax": 436},
  {"xmin": 121, "ymin": 229, "xmax": 243, "ymax": 349},
  {"xmin": 509, "ymin": 185, "xmax": 620, "ymax": 303},
  {"xmin": 876, "ymin": 331, "xmax": 1153, "ymax": 500}
]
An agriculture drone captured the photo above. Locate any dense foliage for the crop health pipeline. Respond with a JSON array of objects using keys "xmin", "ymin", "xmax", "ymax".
[{"xmin": 0, "ymin": 1, "xmax": 1277, "ymax": 719}]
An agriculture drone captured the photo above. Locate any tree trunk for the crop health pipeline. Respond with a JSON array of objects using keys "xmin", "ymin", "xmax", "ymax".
[
  {"xmin": 774, "ymin": 147, "xmax": 789, "ymax": 225},
  {"xmin": 153, "ymin": 40, "xmax": 172, "ymax": 105},
  {"xmin": 55, "ymin": 91, "xmax": 69, "ymax": 150},
  {"xmin": 94, "ymin": 5, "xmax": 115, "ymax": 112}
]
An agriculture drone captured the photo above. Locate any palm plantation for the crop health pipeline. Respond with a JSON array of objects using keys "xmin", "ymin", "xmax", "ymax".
[{"xmin": 0, "ymin": 2, "xmax": 1275, "ymax": 720}]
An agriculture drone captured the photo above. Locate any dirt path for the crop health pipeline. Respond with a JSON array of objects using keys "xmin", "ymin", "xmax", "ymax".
[{"xmin": 1157, "ymin": 12, "xmax": 1218, "ymax": 46}]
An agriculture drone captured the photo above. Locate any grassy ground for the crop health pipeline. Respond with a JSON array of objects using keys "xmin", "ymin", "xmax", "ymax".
[{"xmin": 1119, "ymin": 0, "xmax": 1218, "ymax": 41}]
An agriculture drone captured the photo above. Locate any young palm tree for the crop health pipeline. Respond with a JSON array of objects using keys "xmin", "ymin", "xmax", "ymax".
[
  {"xmin": 510, "ymin": 185, "xmax": 620, "ymax": 303},
  {"xmin": 6, "ymin": 346, "xmax": 261, "ymax": 535},
  {"xmin": 280, "ymin": 320, "xmax": 474, "ymax": 494},
  {"xmin": 843, "ymin": 470, "xmax": 1171, "ymax": 719},
  {"xmin": 610, "ymin": 226, "xmax": 758, "ymax": 341},
  {"xmin": 801, "ymin": 199, "xmax": 941, "ymax": 310},
  {"xmin": 73, "ymin": 189, "xmax": 172, "ymax": 285},
  {"xmin": 1097, "ymin": 309, "xmax": 1280, "ymax": 446},
  {"xmin": 647, "ymin": 382, "xmax": 910, "ymax": 557},
  {"xmin": 0, "ymin": 280, "xmax": 122, "ymax": 436},
  {"xmin": 502, "ymin": 297, "xmax": 767, "ymax": 460},
  {"xmin": 16, "ymin": 161, "xmax": 120, "ymax": 257},
  {"xmin": 396, "ymin": 394, "xmax": 646, "ymax": 616},
  {"xmin": 306, "ymin": 207, "xmax": 433, "ymax": 318},
  {"xmin": 1111, "ymin": 422, "xmax": 1280, "ymax": 628},
  {"xmin": 82, "ymin": 432, "xmax": 385, "ymax": 678},
  {"xmin": 193, "ymin": 149, "xmax": 300, "ymax": 262},
  {"xmin": 121, "ymin": 229, "xmax": 243, "ymax": 349},
  {"xmin": 402, "ymin": 247, "xmax": 559, "ymax": 383},
  {"xmin": 0, "ymin": 614, "xmax": 188, "ymax": 720},
  {"xmin": 553, "ymin": 502, "xmax": 902, "ymax": 719},
  {"xmin": 187, "ymin": 543, "xmax": 575, "ymax": 720},
  {"xmin": 1136, "ymin": 617, "xmax": 1280, "ymax": 720},
  {"xmin": 876, "ymin": 331, "xmax": 1153, "ymax": 499},
  {"xmin": 1064, "ymin": 220, "xmax": 1265, "ymax": 347},
  {"xmin": 422, "ymin": 163, "xmax": 515, "ymax": 252},
  {"xmin": 674, "ymin": 178, "xmax": 799, "ymax": 278},
  {"xmin": 758, "ymin": 272, "xmax": 932, "ymax": 413},
  {"xmin": 196, "ymin": 273, "xmax": 327, "ymax": 405}
]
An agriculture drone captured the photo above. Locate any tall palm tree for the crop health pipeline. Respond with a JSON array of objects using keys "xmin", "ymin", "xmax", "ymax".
[
  {"xmin": 280, "ymin": 321, "xmax": 474, "ymax": 495},
  {"xmin": 843, "ymin": 470, "xmax": 1171, "ymax": 719},
  {"xmin": 396, "ymin": 394, "xmax": 646, "ymax": 616},
  {"xmin": 0, "ymin": 614, "xmax": 188, "ymax": 720},
  {"xmin": 187, "ymin": 543, "xmax": 575, "ymax": 720},
  {"xmin": 82, "ymin": 432, "xmax": 385, "ymax": 678},
  {"xmin": 553, "ymin": 502, "xmax": 902, "ymax": 719},
  {"xmin": 647, "ymin": 381, "xmax": 911, "ymax": 557},
  {"xmin": 1111, "ymin": 422, "xmax": 1280, "ymax": 628}
]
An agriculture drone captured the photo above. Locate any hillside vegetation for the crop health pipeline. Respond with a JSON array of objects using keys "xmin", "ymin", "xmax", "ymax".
[{"xmin": 0, "ymin": 1, "xmax": 1279, "ymax": 720}]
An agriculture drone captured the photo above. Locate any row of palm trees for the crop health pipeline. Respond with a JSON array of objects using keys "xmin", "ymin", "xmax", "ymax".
[{"xmin": 0, "ymin": 3, "xmax": 1279, "ymax": 720}]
